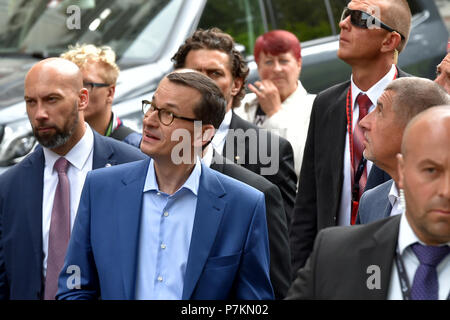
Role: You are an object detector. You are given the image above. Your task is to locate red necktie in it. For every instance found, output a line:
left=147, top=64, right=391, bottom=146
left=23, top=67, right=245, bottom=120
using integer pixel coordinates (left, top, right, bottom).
left=44, top=157, right=71, bottom=300
left=351, top=93, right=371, bottom=224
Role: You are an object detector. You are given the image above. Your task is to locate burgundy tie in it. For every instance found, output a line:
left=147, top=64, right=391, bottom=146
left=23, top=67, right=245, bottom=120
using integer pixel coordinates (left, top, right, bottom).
left=351, top=93, right=371, bottom=224
left=44, top=157, right=71, bottom=300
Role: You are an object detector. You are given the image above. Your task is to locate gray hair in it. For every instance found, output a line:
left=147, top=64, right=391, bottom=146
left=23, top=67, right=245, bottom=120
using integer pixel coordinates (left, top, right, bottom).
left=385, top=77, right=450, bottom=124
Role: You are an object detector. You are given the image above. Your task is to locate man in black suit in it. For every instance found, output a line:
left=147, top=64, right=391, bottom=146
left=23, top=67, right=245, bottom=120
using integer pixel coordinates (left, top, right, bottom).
left=0, top=58, right=146, bottom=299
left=171, top=28, right=297, bottom=227
left=290, top=0, right=413, bottom=274
left=202, top=145, right=291, bottom=299
left=286, top=106, right=450, bottom=300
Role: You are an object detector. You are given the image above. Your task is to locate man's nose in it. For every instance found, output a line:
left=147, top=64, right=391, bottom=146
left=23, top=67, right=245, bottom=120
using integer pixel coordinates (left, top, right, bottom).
left=34, top=103, right=49, bottom=121
left=143, top=108, right=160, bottom=126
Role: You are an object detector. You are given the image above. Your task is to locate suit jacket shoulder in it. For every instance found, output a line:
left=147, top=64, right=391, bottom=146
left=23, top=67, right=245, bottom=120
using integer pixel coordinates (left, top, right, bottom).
left=227, top=112, right=297, bottom=226
left=357, top=179, right=394, bottom=224
left=92, top=131, right=147, bottom=168
left=287, top=215, right=401, bottom=300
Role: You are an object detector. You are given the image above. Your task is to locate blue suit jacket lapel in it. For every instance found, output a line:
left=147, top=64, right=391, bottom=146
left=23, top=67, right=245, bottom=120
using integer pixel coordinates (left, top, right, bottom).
left=182, top=164, right=226, bottom=299
left=22, top=148, right=45, bottom=280
left=116, top=159, right=149, bottom=299
left=92, top=131, right=116, bottom=169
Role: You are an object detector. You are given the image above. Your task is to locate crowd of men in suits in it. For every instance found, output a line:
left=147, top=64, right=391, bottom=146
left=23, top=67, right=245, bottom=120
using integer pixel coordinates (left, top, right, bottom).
left=0, top=0, right=449, bottom=300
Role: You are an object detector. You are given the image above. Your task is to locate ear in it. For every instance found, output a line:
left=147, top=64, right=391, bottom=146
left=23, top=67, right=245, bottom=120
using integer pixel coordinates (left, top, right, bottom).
left=201, top=125, right=216, bottom=147
left=78, top=88, right=89, bottom=112
left=231, top=77, right=244, bottom=97
left=106, top=85, right=116, bottom=104
left=396, top=153, right=405, bottom=189
left=381, top=32, right=402, bottom=53
left=296, top=56, right=302, bottom=76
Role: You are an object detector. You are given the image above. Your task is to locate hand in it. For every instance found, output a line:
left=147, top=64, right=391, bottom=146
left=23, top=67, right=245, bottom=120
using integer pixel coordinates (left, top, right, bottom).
left=248, top=80, right=282, bottom=117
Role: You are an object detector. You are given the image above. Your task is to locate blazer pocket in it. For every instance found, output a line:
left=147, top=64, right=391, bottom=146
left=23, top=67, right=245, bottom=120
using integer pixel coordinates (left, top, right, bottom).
left=204, top=252, right=242, bottom=269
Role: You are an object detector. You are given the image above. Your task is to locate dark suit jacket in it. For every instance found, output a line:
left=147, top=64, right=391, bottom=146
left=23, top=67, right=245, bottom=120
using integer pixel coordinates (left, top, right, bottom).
left=286, top=215, right=401, bottom=300
left=290, top=67, right=409, bottom=275
left=356, top=179, right=394, bottom=225
left=210, top=152, right=291, bottom=299
left=365, top=165, right=392, bottom=191
left=56, top=159, right=273, bottom=300
left=224, top=112, right=297, bottom=228
left=0, top=131, right=147, bottom=300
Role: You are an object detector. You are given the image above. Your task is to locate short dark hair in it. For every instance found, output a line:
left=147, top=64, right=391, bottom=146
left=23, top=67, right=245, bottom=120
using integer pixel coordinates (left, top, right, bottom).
left=171, top=28, right=249, bottom=109
left=167, top=71, right=226, bottom=129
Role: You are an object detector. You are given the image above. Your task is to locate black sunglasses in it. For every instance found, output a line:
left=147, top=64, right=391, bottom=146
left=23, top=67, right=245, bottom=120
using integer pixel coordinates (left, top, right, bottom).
left=341, top=7, right=405, bottom=40
left=83, top=81, right=110, bottom=90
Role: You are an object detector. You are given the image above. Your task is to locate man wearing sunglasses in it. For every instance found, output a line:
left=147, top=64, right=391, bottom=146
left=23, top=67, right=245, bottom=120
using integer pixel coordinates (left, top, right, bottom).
left=56, top=71, right=274, bottom=300
left=290, top=0, right=412, bottom=274
left=61, top=44, right=142, bottom=148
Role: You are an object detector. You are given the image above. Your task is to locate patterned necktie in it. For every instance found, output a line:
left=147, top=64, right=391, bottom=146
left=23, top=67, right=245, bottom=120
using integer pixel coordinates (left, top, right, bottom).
left=350, top=93, right=371, bottom=224
left=410, top=243, right=450, bottom=300
left=44, top=157, right=71, bottom=300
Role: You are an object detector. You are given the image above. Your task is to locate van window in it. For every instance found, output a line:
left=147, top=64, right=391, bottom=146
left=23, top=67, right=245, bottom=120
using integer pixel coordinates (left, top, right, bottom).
left=0, top=0, right=184, bottom=61
left=197, top=0, right=267, bottom=56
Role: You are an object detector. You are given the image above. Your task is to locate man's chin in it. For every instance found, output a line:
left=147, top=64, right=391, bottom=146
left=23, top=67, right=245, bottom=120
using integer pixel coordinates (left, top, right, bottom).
left=36, top=133, right=69, bottom=149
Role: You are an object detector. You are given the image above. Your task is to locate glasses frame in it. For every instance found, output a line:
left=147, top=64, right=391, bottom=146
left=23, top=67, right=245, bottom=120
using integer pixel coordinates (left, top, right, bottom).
left=341, top=7, right=405, bottom=40
left=141, top=100, right=198, bottom=126
left=83, top=82, right=111, bottom=90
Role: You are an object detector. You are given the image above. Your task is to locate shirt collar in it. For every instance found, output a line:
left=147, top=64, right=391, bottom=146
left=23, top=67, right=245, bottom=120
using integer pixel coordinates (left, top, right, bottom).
left=398, top=213, right=450, bottom=255
left=398, top=213, right=424, bottom=255
left=388, top=182, right=399, bottom=208
left=351, top=64, right=397, bottom=109
left=143, top=158, right=202, bottom=196
left=202, top=145, right=213, bottom=168
left=43, top=123, right=94, bottom=171
left=211, top=108, right=232, bottom=150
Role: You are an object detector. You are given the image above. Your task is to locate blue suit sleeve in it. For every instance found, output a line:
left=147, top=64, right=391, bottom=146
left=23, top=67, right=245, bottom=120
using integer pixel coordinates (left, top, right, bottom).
left=56, top=172, right=100, bottom=300
left=236, top=193, right=274, bottom=300
left=0, top=193, right=8, bottom=300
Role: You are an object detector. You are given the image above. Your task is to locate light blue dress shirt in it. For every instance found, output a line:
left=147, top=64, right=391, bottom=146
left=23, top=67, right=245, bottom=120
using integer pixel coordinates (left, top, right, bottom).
left=135, top=159, right=201, bottom=300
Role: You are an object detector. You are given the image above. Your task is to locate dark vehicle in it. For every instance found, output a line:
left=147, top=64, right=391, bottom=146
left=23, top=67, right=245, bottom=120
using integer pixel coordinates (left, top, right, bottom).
left=0, top=0, right=448, bottom=171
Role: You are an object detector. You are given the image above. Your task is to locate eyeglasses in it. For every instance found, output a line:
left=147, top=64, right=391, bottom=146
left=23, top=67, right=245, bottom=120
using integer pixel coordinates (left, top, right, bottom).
left=341, top=7, right=405, bottom=40
left=83, top=81, right=110, bottom=90
left=142, top=100, right=198, bottom=126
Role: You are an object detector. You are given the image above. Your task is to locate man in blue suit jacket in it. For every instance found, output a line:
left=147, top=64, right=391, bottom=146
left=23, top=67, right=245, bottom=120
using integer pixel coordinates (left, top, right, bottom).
left=56, top=71, right=273, bottom=300
left=357, top=78, right=450, bottom=224
left=0, top=58, right=147, bottom=300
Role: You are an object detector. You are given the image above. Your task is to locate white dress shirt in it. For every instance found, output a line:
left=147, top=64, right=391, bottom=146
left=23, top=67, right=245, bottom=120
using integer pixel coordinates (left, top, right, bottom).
left=338, top=64, right=397, bottom=226
left=42, top=123, right=94, bottom=276
left=211, top=109, right=232, bottom=155
left=387, top=213, right=450, bottom=300
left=388, top=182, right=403, bottom=217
